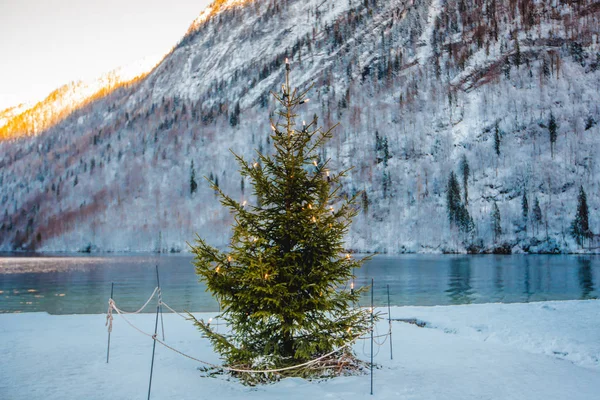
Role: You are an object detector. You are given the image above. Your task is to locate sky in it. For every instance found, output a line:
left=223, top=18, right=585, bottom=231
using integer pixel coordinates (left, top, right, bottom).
left=0, top=0, right=212, bottom=110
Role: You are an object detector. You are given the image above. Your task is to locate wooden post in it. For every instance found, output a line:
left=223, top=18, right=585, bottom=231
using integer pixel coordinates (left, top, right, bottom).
left=106, top=282, right=114, bottom=363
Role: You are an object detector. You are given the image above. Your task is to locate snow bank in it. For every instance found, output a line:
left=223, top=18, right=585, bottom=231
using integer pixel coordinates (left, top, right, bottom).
left=1, top=300, right=599, bottom=399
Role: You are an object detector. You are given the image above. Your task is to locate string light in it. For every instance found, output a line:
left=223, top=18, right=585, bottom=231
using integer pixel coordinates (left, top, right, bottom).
left=264, top=273, right=269, bottom=279
left=271, top=124, right=276, bottom=131
left=208, top=318, right=213, bottom=326
left=215, top=266, right=220, bottom=273
left=308, top=204, right=312, bottom=209
left=311, top=216, right=317, bottom=223
left=330, top=206, right=334, bottom=212
left=227, top=256, right=232, bottom=263
left=347, top=327, right=352, bottom=333
left=313, top=160, right=318, bottom=167
left=346, top=253, right=351, bottom=259
left=299, top=98, right=310, bottom=104
left=253, top=162, right=259, bottom=168
left=242, top=200, right=247, bottom=207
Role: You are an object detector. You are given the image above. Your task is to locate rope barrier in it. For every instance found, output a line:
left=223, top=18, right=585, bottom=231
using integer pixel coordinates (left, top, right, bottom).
left=111, top=287, right=159, bottom=314
left=159, top=301, right=189, bottom=319
left=109, top=299, right=370, bottom=375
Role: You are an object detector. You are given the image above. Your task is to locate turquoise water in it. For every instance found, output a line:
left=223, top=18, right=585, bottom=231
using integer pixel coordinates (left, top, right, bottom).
left=0, top=254, right=598, bottom=314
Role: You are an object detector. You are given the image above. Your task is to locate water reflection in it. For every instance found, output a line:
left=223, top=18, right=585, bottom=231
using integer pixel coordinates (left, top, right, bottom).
left=578, top=258, right=596, bottom=300
left=1, top=254, right=599, bottom=314
left=445, top=257, right=474, bottom=304
left=523, top=257, right=531, bottom=302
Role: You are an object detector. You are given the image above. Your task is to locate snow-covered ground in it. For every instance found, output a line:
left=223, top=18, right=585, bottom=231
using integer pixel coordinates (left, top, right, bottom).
left=1, top=300, right=598, bottom=399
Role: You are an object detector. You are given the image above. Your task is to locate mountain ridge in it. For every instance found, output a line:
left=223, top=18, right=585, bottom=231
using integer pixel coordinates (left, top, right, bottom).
left=1, top=0, right=599, bottom=254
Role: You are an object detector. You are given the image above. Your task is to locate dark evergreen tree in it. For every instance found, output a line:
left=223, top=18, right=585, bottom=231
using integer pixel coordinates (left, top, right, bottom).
left=382, top=137, right=390, bottom=167
left=190, top=161, right=198, bottom=195
left=494, top=121, right=501, bottom=157
left=189, top=61, right=370, bottom=381
left=446, top=171, right=462, bottom=225
left=533, top=197, right=543, bottom=235
left=570, top=186, right=592, bottom=247
left=492, top=202, right=502, bottom=243
left=460, top=154, right=470, bottom=205
left=548, top=112, right=558, bottom=157
left=229, top=102, right=241, bottom=127
left=375, top=131, right=383, bottom=164
left=446, top=171, right=472, bottom=233
left=522, top=190, right=529, bottom=230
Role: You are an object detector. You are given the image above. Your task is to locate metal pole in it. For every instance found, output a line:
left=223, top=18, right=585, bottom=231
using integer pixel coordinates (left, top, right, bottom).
left=370, top=278, right=374, bottom=396
left=147, top=301, right=160, bottom=400
left=106, top=282, right=114, bottom=363
left=387, top=284, right=394, bottom=360
left=155, top=265, right=165, bottom=341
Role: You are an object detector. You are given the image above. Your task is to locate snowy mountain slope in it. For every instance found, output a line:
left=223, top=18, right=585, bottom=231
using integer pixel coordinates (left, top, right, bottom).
left=0, top=55, right=164, bottom=140
left=0, top=0, right=599, bottom=253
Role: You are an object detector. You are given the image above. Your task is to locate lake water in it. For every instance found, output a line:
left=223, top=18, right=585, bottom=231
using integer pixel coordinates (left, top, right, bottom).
left=0, top=254, right=598, bottom=314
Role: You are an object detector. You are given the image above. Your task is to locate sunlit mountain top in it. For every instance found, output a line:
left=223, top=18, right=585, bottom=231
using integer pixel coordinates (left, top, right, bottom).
left=0, top=53, right=165, bottom=141
left=187, top=0, right=252, bottom=32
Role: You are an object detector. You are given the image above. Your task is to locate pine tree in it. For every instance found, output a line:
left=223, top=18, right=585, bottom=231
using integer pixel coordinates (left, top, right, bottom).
left=522, top=190, right=529, bottom=231
left=460, top=154, right=470, bottom=205
left=446, top=171, right=472, bottom=233
left=229, top=101, right=241, bottom=127
left=382, top=137, right=390, bottom=167
left=570, top=186, right=592, bottom=247
left=492, top=202, right=502, bottom=243
left=190, top=161, right=198, bottom=195
left=494, top=121, right=501, bottom=157
left=189, top=61, right=370, bottom=381
left=548, top=112, right=558, bottom=158
left=533, top=197, right=542, bottom=235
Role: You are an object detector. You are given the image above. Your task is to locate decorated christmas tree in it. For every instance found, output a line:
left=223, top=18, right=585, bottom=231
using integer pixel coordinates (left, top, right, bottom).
left=189, top=60, right=370, bottom=381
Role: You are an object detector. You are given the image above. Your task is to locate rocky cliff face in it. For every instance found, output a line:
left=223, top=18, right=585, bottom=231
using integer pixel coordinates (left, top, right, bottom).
left=1, top=0, right=599, bottom=253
